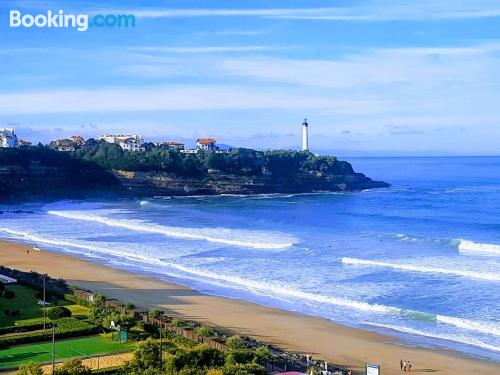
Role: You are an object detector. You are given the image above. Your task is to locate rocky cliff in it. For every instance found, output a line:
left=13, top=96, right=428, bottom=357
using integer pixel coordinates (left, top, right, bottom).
left=0, top=148, right=389, bottom=202
left=113, top=169, right=389, bottom=196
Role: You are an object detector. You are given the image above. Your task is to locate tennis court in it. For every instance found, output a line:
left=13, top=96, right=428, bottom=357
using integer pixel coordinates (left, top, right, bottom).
left=0, top=335, right=133, bottom=369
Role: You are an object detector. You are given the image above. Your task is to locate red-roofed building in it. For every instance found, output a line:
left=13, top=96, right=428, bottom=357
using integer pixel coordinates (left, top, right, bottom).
left=196, top=138, right=218, bottom=151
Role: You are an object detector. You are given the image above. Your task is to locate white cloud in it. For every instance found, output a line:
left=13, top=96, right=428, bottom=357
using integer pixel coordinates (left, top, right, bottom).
left=106, top=1, right=500, bottom=21
left=0, top=85, right=394, bottom=115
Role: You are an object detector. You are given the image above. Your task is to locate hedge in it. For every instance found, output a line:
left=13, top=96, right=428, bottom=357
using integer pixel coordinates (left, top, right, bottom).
left=64, top=294, right=92, bottom=308
left=0, top=318, right=99, bottom=348
left=0, top=322, right=54, bottom=335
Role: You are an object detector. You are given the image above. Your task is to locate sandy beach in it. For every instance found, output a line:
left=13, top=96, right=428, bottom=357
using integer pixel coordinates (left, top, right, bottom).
left=0, top=240, right=498, bottom=375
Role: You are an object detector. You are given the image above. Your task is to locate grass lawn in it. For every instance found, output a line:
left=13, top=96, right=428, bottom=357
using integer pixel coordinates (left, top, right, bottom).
left=0, top=335, right=135, bottom=369
left=0, top=285, right=42, bottom=327
left=0, top=284, right=89, bottom=328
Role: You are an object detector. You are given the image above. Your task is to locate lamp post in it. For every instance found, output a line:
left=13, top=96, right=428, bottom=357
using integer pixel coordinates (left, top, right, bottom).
left=43, top=274, right=47, bottom=331
left=159, top=311, right=164, bottom=372
left=51, top=324, right=56, bottom=374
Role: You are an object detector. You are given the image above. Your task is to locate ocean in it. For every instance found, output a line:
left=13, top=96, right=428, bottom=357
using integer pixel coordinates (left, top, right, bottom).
left=1, top=156, right=499, bottom=360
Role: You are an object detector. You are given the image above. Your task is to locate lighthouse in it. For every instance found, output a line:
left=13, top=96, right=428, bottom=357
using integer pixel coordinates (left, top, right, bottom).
left=302, top=118, right=309, bottom=151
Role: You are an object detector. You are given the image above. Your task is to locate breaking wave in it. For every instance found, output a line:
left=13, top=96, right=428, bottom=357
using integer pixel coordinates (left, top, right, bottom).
left=47, top=210, right=295, bottom=250
left=364, top=323, right=500, bottom=353
left=458, top=239, right=500, bottom=256
left=2, top=227, right=499, bottom=343
left=341, top=257, right=500, bottom=281
left=436, top=315, right=500, bottom=337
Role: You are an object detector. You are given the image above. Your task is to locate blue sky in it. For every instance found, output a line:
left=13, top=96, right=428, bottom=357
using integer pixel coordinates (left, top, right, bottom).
left=1, top=0, right=500, bottom=155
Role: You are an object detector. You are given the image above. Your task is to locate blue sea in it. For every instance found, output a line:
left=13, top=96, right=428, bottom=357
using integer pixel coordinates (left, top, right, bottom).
left=1, top=157, right=499, bottom=360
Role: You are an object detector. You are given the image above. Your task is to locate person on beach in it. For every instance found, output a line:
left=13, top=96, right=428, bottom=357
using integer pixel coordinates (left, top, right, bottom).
left=408, top=361, right=412, bottom=372
left=400, top=359, right=403, bottom=371
left=403, top=360, right=407, bottom=372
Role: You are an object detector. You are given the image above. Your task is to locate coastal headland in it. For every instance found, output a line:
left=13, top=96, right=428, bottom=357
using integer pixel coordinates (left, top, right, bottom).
left=0, top=240, right=497, bottom=375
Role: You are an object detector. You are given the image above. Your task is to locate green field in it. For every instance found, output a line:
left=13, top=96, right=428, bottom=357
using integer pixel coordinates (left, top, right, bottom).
left=0, top=284, right=89, bottom=328
left=0, top=285, right=44, bottom=327
left=0, top=335, right=134, bottom=369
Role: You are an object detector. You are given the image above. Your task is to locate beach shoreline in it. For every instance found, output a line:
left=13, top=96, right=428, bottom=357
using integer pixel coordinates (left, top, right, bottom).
left=0, top=240, right=498, bottom=375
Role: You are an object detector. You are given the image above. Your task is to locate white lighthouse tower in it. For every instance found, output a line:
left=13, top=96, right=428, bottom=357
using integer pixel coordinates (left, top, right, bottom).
left=302, top=118, right=309, bottom=151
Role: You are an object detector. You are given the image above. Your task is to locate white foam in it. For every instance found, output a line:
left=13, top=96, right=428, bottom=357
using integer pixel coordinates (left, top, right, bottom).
left=0, top=228, right=157, bottom=264
left=341, top=257, right=500, bottom=281
left=47, top=210, right=295, bottom=250
left=437, top=315, right=500, bottom=337
left=458, top=239, right=500, bottom=256
left=157, top=260, right=401, bottom=314
left=0, top=226, right=401, bottom=315
left=364, top=322, right=500, bottom=353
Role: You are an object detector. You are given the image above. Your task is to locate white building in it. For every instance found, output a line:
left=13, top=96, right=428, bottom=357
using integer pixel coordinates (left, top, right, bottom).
left=302, top=119, right=309, bottom=151
left=196, top=138, right=218, bottom=151
left=99, top=134, right=145, bottom=152
left=0, top=128, right=18, bottom=148
left=120, top=138, right=145, bottom=152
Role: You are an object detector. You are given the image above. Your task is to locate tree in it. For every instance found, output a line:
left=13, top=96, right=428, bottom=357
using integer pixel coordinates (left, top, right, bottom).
left=89, top=293, right=112, bottom=326
left=54, top=359, right=91, bottom=375
left=16, top=362, right=43, bottom=375
left=253, top=346, right=270, bottom=365
left=149, top=308, right=159, bottom=318
left=47, top=306, right=72, bottom=320
left=130, top=338, right=162, bottom=370
left=196, top=326, right=213, bottom=337
left=125, top=302, right=136, bottom=311
left=226, top=336, right=245, bottom=351
left=171, top=345, right=225, bottom=372
left=222, top=363, right=266, bottom=375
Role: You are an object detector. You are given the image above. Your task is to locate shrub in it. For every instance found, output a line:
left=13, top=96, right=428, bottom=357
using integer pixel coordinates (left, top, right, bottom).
left=64, top=294, right=91, bottom=308
left=253, top=346, right=270, bottom=365
left=11, top=309, right=20, bottom=317
left=55, top=359, right=92, bottom=375
left=196, top=326, right=213, bottom=337
left=222, top=363, right=266, bottom=375
left=225, top=350, right=255, bottom=365
left=4, top=290, right=15, bottom=299
left=48, top=306, right=72, bottom=320
left=172, top=319, right=184, bottom=327
left=0, top=318, right=98, bottom=348
left=225, top=336, right=245, bottom=350
left=16, top=361, right=43, bottom=375
left=171, top=345, right=225, bottom=371
left=130, top=338, right=161, bottom=370
left=125, top=303, right=136, bottom=311
left=149, top=309, right=159, bottom=318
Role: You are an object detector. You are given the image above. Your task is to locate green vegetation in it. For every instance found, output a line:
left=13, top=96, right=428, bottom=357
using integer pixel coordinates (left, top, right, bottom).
left=48, top=307, right=72, bottom=320
left=0, top=285, right=43, bottom=327
left=120, top=337, right=267, bottom=375
left=0, top=335, right=133, bottom=369
left=0, top=318, right=99, bottom=348
left=73, top=140, right=354, bottom=178
left=54, top=358, right=92, bottom=375
left=195, top=326, right=213, bottom=337
left=15, top=361, right=43, bottom=375
left=0, top=147, right=120, bottom=199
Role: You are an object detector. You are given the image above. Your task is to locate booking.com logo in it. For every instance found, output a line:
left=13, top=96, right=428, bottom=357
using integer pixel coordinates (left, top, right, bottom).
left=9, top=10, right=136, bottom=32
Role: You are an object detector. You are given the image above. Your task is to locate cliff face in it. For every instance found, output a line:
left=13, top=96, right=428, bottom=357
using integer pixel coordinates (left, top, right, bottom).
left=113, top=170, right=389, bottom=196
left=0, top=148, right=389, bottom=202
left=0, top=163, right=121, bottom=202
